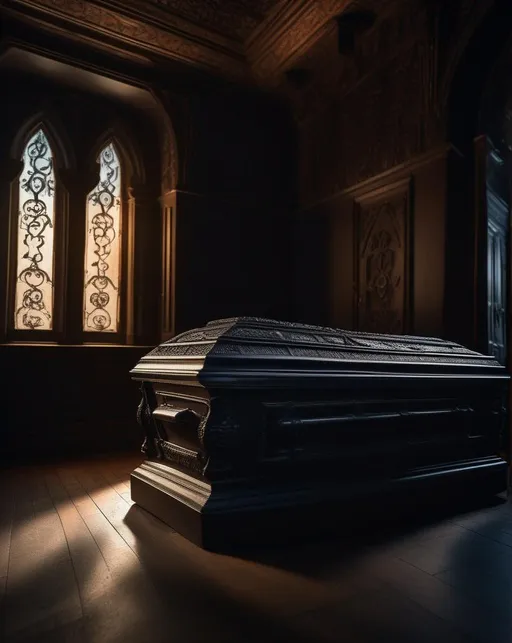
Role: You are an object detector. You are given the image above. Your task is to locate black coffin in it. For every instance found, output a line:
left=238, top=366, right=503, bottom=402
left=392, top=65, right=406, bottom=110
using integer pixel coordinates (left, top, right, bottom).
left=130, top=317, right=509, bottom=550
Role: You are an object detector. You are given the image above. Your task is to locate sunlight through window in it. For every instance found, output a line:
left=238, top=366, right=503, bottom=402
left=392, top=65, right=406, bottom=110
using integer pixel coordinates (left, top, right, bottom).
left=83, top=143, right=122, bottom=333
left=15, top=129, right=56, bottom=331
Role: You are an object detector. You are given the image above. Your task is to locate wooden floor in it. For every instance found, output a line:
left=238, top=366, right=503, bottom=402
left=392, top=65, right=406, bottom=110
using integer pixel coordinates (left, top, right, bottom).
left=1, top=455, right=512, bottom=643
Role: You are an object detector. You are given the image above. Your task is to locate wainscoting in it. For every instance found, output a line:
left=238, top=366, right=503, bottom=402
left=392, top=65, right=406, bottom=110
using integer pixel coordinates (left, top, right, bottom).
left=2, top=345, right=148, bottom=463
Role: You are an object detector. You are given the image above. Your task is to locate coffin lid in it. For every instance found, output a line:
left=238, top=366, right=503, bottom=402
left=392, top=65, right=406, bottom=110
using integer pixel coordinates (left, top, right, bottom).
left=131, top=317, right=507, bottom=383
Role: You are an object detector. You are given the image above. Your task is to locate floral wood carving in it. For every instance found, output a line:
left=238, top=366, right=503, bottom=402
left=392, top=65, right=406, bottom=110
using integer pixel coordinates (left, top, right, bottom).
left=355, top=184, right=411, bottom=334
left=161, top=125, right=178, bottom=191
left=8, top=0, right=392, bottom=83
left=137, top=384, right=164, bottom=458
left=148, top=0, right=280, bottom=41
left=298, top=40, right=425, bottom=207
left=10, top=0, right=246, bottom=78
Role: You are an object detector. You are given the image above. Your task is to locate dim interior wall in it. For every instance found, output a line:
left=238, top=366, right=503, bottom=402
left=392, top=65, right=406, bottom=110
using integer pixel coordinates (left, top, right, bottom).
left=292, top=208, right=330, bottom=327
left=172, top=191, right=292, bottom=334
left=413, top=154, right=447, bottom=338
left=443, top=149, right=476, bottom=349
left=289, top=0, right=474, bottom=339
left=1, top=345, right=148, bottom=464
left=328, top=195, right=354, bottom=330
left=295, top=150, right=449, bottom=338
left=0, top=52, right=296, bottom=461
left=0, top=71, right=162, bottom=462
left=162, top=86, right=296, bottom=334
left=181, top=88, right=296, bottom=203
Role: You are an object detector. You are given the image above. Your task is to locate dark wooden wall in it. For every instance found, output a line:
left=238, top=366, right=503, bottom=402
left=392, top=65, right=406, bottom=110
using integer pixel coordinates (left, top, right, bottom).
left=0, top=18, right=296, bottom=462
left=3, top=0, right=512, bottom=463
left=3, top=346, right=148, bottom=465
left=167, top=87, right=295, bottom=334
left=290, top=0, right=448, bottom=338
left=289, top=0, right=512, bottom=351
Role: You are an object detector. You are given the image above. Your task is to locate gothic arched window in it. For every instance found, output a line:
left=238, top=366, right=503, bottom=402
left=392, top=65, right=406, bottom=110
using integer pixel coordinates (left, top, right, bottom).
left=15, top=129, right=56, bottom=331
left=6, top=120, right=146, bottom=345
left=83, top=142, right=123, bottom=333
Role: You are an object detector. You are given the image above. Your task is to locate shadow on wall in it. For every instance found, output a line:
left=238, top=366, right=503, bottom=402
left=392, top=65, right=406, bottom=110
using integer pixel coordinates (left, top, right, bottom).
left=2, top=345, right=148, bottom=465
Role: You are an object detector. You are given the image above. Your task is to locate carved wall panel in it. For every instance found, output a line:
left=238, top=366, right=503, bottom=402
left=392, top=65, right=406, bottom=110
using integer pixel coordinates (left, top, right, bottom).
left=146, top=0, right=280, bottom=41
left=285, top=0, right=426, bottom=124
left=298, top=43, right=425, bottom=208
left=290, top=0, right=457, bottom=211
left=354, top=180, right=412, bottom=334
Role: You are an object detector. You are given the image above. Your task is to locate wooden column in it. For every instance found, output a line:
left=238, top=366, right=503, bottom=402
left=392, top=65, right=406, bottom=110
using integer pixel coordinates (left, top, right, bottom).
left=130, top=184, right=160, bottom=346
left=0, top=160, right=23, bottom=343
left=60, top=169, right=97, bottom=344
left=160, top=189, right=176, bottom=341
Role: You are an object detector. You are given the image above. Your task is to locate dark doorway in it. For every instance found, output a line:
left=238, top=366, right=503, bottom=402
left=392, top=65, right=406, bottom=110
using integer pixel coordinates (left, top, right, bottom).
left=484, top=143, right=508, bottom=365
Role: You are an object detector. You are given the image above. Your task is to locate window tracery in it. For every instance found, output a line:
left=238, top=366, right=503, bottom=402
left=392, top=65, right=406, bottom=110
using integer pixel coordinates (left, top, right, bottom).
left=15, top=129, right=56, bottom=331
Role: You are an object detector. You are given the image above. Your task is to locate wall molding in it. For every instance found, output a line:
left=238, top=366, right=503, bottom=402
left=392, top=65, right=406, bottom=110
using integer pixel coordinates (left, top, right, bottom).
left=300, top=144, right=461, bottom=213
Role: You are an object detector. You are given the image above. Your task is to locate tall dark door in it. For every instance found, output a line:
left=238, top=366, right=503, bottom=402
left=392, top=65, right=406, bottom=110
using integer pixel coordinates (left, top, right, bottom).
left=487, top=188, right=508, bottom=365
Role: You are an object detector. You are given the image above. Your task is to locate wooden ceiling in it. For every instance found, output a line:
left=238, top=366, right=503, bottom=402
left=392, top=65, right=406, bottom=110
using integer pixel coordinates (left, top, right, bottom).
left=143, top=0, right=281, bottom=41
left=1, top=0, right=369, bottom=84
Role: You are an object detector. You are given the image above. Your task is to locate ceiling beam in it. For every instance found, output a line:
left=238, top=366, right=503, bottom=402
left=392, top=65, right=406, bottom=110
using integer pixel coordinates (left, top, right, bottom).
left=3, top=0, right=249, bottom=79
left=3, top=0, right=364, bottom=83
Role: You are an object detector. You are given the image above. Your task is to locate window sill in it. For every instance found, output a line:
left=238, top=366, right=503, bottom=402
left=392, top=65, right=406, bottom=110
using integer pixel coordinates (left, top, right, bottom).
left=0, top=342, right=155, bottom=349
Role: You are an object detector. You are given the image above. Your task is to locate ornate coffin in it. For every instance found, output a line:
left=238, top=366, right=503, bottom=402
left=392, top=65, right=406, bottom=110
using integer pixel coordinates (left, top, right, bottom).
left=130, top=317, right=509, bottom=550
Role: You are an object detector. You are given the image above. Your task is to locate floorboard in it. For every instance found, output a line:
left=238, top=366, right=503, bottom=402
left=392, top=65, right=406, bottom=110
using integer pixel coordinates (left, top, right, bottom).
left=1, top=453, right=511, bottom=643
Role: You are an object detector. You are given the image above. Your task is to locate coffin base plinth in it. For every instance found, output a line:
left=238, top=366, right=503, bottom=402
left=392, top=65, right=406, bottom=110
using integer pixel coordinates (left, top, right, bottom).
left=131, top=457, right=508, bottom=552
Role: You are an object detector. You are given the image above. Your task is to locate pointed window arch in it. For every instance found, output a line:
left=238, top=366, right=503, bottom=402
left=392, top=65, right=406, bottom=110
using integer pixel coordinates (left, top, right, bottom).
left=5, top=112, right=157, bottom=346
left=15, top=128, right=56, bottom=331
left=83, top=142, right=123, bottom=333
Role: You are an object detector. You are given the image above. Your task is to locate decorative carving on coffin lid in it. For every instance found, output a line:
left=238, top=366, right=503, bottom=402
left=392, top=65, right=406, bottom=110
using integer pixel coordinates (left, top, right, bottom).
left=146, top=316, right=489, bottom=366
left=354, top=182, right=411, bottom=335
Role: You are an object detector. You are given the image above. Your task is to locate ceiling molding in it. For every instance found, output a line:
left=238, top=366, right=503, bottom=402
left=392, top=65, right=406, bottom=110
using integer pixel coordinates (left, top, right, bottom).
left=248, top=0, right=355, bottom=81
left=4, top=0, right=364, bottom=83
left=3, top=0, right=248, bottom=79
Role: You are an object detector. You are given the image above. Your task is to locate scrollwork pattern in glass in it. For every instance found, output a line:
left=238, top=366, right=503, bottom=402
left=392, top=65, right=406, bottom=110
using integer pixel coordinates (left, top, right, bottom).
left=83, top=143, right=122, bottom=332
left=15, top=129, right=56, bottom=331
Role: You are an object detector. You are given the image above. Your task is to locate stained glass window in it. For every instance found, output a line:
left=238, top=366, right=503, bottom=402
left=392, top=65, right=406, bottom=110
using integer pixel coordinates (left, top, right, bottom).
left=83, top=143, right=122, bottom=333
left=15, top=129, right=56, bottom=331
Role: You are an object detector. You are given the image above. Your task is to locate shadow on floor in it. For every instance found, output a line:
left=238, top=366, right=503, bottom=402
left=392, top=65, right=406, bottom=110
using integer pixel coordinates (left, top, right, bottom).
left=123, top=491, right=512, bottom=643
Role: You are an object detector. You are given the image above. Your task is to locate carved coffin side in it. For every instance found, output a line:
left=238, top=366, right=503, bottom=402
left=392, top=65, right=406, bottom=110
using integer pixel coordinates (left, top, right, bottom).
left=132, top=318, right=508, bottom=478
left=136, top=382, right=210, bottom=476
left=136, top=380, right=268, bottom=481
